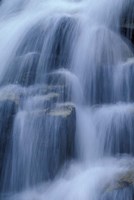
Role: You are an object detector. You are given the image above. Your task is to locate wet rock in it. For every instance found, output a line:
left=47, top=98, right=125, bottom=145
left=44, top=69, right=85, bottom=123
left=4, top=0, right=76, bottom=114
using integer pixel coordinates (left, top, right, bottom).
left=1, top=102, right=76, bottom=191
left=95, top=104, right=134, bottom=156
left=101, top=186, right=134, bottom=200
left=48, top=102, right=75, bottom=117
left=120, top=1, right=134, bottom=45
left=105, top=171, right=134, bottom=192
left=31, top=92, right=61, bottom=110
left=34, top=102, right=76, bottom=169
left=101, top=170, right=134, bottom=200
left=25, top=87, right=66, bottom=111
left=46, top=103, right=76, bottom=178
left=0, top=86, right=22, bottom=189
left=0, top=99, right=18, bottom=181
left=121, top=24, right=134, bottom=45
left=114, top=60, right=134, bottom=102
left=46, top=17, right=77, bottom=71
left=26, top=84, right=65, bottom=97
left=1, top=52, right=40, bottom=86
left=0, top=83, right=75, bottom=192
left=1, top=16, right=77, bottom=87
left=43, top=70, right=74, bottom=102
left=26, top=80, right=71, bottom=107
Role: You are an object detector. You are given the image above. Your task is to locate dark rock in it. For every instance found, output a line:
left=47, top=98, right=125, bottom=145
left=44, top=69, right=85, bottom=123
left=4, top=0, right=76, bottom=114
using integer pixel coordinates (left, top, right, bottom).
left=0, top=83, right=75, bottom=192
left=101, top=170, right=134, bottom=200
left=114, top=60, right=134, bottom=102
left=1, top=17, right=77, bottom=87
left=0, top=99, right=18, bottom=183
left=85, top=64, right=113, bottom=105
left=121, top=24, right=134, bottom=45
left=95, top=104, right=134, bottom=156
left=101, top=186, right=134, bottom=200
left=46, top=103, right=76, bottom=178
left=25, top=85, right=68, bottom=109
left=1, top=52, right=40, bottom=86
left=105, top=170, right=134, bottom=192
left=45, top=17, right=77, bottom=72
left=120, top=1, right=134, bottom=45
left=1, top=102, right=76, bottom=192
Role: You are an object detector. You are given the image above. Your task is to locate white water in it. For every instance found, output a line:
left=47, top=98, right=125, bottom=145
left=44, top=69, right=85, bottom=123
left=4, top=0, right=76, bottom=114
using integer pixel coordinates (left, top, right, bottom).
left=0, top=0, right=134, bottom=199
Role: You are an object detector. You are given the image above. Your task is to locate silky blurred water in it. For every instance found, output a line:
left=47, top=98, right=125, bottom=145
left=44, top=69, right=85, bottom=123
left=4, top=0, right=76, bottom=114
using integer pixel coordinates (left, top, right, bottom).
left=0, top=0, right=134, bottom=199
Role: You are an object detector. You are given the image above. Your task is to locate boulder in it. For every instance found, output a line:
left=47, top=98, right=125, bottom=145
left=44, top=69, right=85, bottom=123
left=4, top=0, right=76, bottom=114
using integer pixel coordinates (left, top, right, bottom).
left=0, top=81, right=76, bottom=192
left=1, top=52, right=40, bottom=86
left=101, top=169, right=134, bottom=200
left=121, top=24, right=134, bottom=45
left=105, top=171, right=134, bottom=192
left=94, top=103, right=134, bottom=156
left=120, top=1, right=134, bottom=45
left=0, top=101, right=76, bottom=192
left=0, top=99, right=18, bottom=182
left=28, top=102, right=76, bottom=179
left=46, top=103, right=76, bottom=178
left=1, top=16, right=77, bottom=87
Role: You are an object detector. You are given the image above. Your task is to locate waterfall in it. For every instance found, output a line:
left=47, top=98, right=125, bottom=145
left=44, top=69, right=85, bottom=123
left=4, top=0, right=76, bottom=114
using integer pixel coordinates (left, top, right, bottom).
left=0, top=0, right=134, bottom=199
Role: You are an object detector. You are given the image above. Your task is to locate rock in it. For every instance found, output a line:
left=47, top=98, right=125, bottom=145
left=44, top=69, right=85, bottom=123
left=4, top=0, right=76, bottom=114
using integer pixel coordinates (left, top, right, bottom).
left=0, top=102, right=76, bottom=191
left=27, top=84, right=70, bottom=108
left=0, top=99, right=18, bottom=183
left=1, top=52, right=40, bottom=86
left=121, top=24, right=134, bottom=45
left=0, top=82, right=76, bottom=192
left=1, top=16, right=77, bottom=87
left=26, top=84, right=64, bottom=96
left=46, top=103, right=76, bottom=178
left=95, top=103, right=134, bottom=156
left=101, top=186, right=134, bottom=200
left=105, top=171, right=134, bottom=192
left=30, top=102, right=76, bottom=169
left=48, top=102, right=75, bottom=117
left=30, top=92, right=61, bottom=110
left=0, top=87, right=26, bottom=189
left=101, top=169, right=134, bottom=200
left=120, top=1, right=134, bottom=45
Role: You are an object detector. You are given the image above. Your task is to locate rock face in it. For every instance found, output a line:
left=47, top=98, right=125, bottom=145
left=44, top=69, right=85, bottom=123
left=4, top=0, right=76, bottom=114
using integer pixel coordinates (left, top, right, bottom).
left=105, top=171, right=134, bottom=192
left=120, top=1, right=134, bottom=45
left=1, top=52, right=40, bottom=86
left=121, top=24, right=134, bottom=46
left=101, top=169, right=134, bottom=200
left=101, top=186, right=134, bottom=200
left=43, top=102, right=76, bottom=179
left=0, top=99, right=18, bottom=179
left=94, top=103, right=134, bottom=156
left=1, top=17, right=77, bottom=87
left=0, top=85, right=76, bottom=192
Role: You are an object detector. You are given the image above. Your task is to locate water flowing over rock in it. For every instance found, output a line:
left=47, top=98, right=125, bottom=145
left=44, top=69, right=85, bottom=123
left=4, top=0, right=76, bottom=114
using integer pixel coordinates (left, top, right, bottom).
left=0, top=85, right=76, bottom=193
left=120, top=0, right=134, bottom=45
left=0, top=0, right=134, bottom=200
left=101, top=166, right=134, bottom=200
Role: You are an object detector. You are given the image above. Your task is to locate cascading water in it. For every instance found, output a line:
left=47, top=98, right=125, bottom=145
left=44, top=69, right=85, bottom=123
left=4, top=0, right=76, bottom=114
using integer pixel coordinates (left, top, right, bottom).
left=0, top=0, right=134, bottom=199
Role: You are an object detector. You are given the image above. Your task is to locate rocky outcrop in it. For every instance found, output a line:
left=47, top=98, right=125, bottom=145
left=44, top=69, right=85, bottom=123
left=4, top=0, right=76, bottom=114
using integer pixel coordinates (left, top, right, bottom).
left=1, top=52, right=40, bottom=86
left=120, top=1, right=134, bottom=45
left=105, top=170, right=134, bottom=192
left=20, top=102, right=76, bottom=180
left=0, top=99, right=18, bottom=179
left=121, top=24, right=134, bottom=45
left=0, top=85, right=76, bottom=192
left=44, top=102, right=76, bottom=179
left=101, top=169, right=134, bottom=200
left=1, top=16, right=77, bottom=88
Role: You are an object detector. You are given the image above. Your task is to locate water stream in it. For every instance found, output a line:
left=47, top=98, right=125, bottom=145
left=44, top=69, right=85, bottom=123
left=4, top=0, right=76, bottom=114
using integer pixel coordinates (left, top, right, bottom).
left=0, top=0, right=134, bottom=199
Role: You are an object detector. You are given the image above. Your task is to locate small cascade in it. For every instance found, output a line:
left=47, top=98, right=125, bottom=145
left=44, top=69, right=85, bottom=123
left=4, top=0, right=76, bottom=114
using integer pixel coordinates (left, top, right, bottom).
left=94, top=103, right=134, bottom=156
